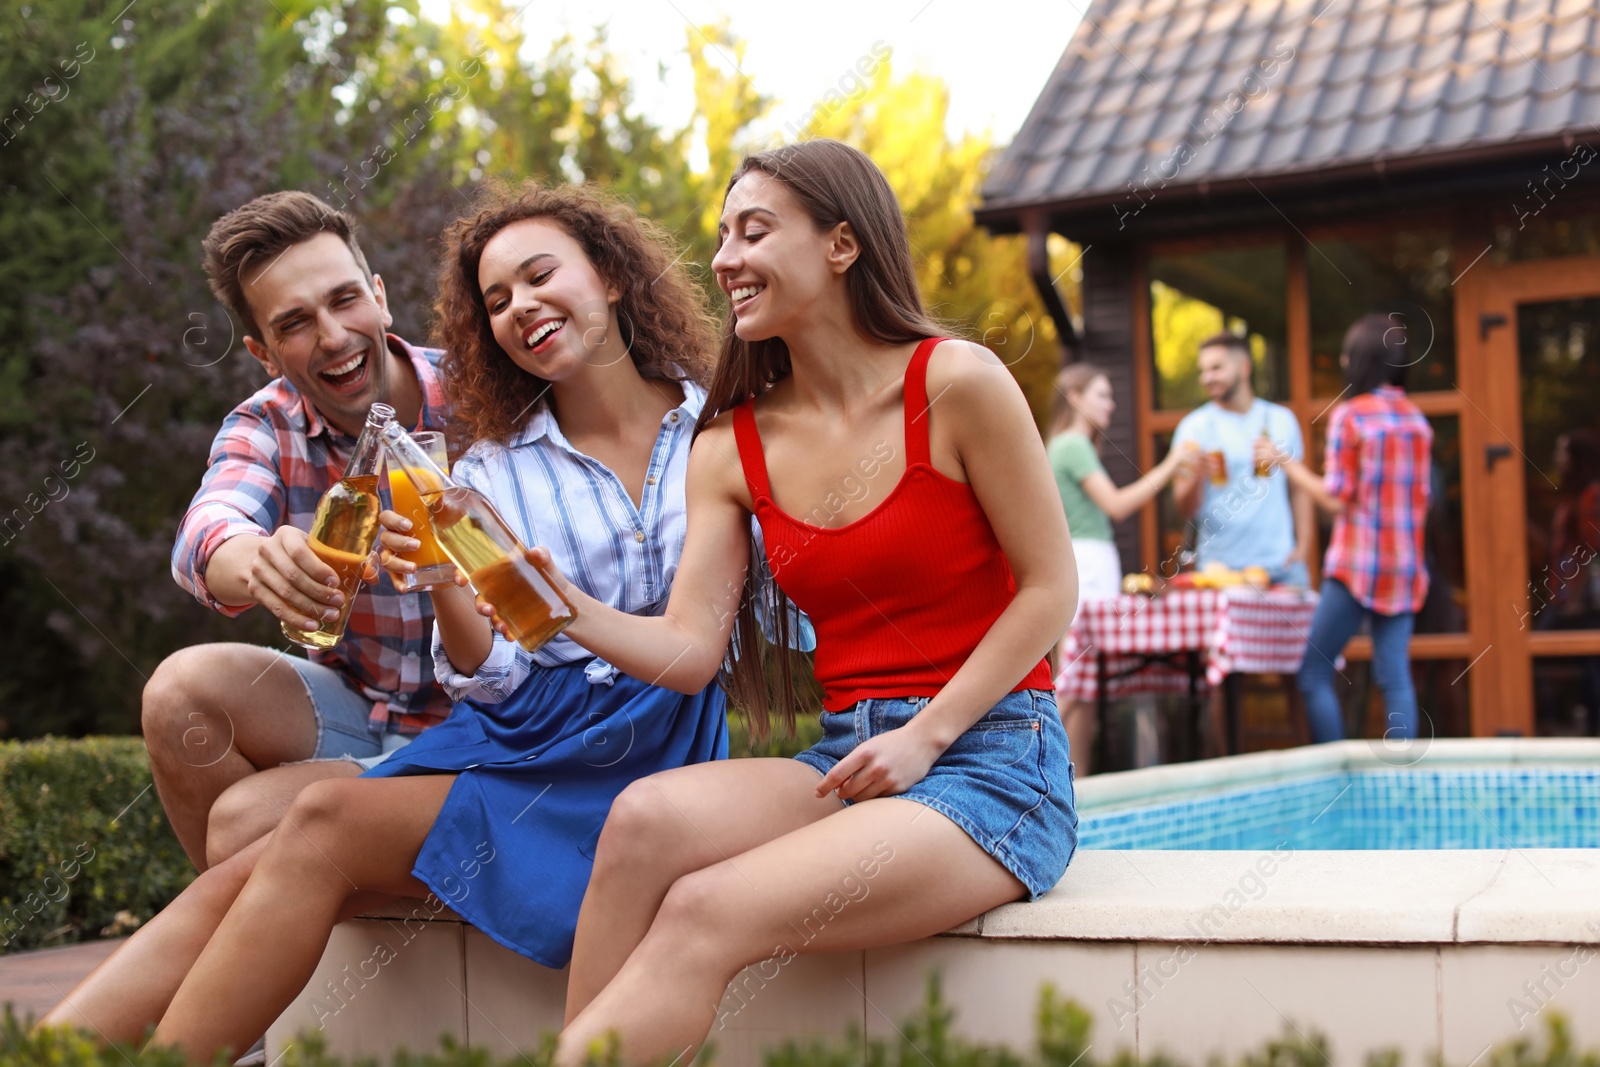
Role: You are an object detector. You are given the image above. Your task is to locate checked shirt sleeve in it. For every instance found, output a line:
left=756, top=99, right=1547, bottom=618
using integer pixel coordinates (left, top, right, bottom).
left=171, top=408, right=287, bottom=617
left=1322, top=403, right=1359, bottom=504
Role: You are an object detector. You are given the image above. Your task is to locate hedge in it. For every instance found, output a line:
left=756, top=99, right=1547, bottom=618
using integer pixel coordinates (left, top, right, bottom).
left=0, top=736, right=192, bottom=954
left=1, top=978, right=1593, bottom=1067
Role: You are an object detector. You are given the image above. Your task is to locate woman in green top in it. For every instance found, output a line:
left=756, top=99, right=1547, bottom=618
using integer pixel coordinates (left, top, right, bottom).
left=1049, top=362, right=1193, bottom=772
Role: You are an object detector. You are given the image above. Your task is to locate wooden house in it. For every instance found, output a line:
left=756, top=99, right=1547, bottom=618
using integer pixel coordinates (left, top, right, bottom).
left=979, top=0, right=1600, bottom=737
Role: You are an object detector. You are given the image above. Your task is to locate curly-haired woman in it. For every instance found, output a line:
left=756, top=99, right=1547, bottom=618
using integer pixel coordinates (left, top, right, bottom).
left=42, top=181, right=735, bottom=1060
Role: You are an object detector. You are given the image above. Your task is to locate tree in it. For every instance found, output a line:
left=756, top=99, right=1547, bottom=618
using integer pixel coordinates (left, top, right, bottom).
left=0, top=0, right=707, bottom=737
left=0, top=2, right=1080, bottom=739
left=677, top=47, right=1082, bottom=428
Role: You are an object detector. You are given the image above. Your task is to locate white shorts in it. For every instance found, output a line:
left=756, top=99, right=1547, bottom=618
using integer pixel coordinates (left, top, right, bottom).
left=1070, top=538, right=1123, bottom=621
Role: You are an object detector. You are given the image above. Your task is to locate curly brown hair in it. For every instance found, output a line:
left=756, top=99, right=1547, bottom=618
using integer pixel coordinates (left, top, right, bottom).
left=433, top=180, right=716, bottom=452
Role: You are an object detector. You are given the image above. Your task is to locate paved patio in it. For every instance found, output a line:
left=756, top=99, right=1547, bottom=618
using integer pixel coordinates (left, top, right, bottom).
left=0, top=940, right=124, bottom=1021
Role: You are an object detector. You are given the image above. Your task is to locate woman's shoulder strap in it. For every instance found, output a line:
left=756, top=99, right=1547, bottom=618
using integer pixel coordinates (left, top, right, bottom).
left=730, top=400, right=772, bottom=503
left=904, top=337, right=948, bottom=467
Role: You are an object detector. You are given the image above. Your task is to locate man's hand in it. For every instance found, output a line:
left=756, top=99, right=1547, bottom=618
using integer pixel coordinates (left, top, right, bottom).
left=1253, top=435, right=1290, bottom=472
left=243, top=526, right=346, bottom=631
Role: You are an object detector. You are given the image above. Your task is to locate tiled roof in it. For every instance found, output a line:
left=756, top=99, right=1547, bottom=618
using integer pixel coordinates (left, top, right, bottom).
left=981, top=0, right=1600, bottom=215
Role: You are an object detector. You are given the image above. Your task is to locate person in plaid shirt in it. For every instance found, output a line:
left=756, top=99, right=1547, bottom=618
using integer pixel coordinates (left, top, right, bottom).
left=1256, top=313, right=1433, bottom=743
left=146, top=192, right=451, bottom=872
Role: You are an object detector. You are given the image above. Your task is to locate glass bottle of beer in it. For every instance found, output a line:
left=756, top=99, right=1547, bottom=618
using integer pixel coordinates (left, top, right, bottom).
left=1253, top=427, right=1274, bottom=478
left=380, top=423, right=577, bottom=652
left=282, top=403, right=395, bottom=649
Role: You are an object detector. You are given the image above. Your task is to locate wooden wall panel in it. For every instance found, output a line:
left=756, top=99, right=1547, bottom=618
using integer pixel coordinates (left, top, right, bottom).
left=1077, top=242, right=1142, bottom=574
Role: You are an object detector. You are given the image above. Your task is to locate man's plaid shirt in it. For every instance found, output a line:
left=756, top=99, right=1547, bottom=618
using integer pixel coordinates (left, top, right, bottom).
left=172, top=335, right=453, bottom=734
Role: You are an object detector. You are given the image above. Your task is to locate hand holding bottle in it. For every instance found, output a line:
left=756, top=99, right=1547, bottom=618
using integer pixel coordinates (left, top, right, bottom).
left=381, top=423, right=577, bottom=653
left=1160, top=440, right=1201, bottom=482
left=470, top=546, right=576, bottom=641
left=281, top=403, right=393, bottom=649
left=246, top=524, right=347, bottom=633
left=1252, top=433, right=1289, bottom=475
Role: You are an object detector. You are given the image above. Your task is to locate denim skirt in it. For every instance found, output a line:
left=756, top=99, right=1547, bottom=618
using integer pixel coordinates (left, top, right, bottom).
left=793, top=688, right=1077, bottom=898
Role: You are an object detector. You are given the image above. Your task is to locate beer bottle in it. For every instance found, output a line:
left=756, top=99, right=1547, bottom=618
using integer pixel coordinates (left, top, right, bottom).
left=381, top=423, right=577, bottom=653
left=282, top=403, right=394, bottom=649
left=1254, top=427, right=1275, bottom=478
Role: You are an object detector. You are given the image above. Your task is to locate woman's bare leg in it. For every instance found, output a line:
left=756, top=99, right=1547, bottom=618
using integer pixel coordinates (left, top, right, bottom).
left=36, top=834, right=271, bottom=1042
left=147, top=773, right=457, bottom=1062
left=564, top=759, right=842, bottom=1022
left=38, top=828, right=395, bottom=1047
left=557, top=796, right=1025, bottom=1066
left=1059, top=697, right=1094, bottom=776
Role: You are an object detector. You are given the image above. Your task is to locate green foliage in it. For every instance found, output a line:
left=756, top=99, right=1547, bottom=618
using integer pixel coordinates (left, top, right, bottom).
left=0, top=737, right=191, bottom=954
left=725, top=708, right=824, bottom=760
left=0, top=0, right=1071, bottom=741
left=2, top=977, right=1596, bottom=1067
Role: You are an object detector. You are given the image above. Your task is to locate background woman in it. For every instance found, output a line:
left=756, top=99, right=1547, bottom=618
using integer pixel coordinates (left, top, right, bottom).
left=1255, top=312, right=1433, bottom=743
left=44, top=182, right=727, bottom=1062
left=503, top=139, right=1080, bottom=1066
left=1048, top=362, right=1191, bottom=770
left=1538, top=427, right=1600, bottom=732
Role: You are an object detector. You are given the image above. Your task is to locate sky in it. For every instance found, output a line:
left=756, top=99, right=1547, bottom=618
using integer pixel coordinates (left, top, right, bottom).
left=428, top=0, right=1087, bottom=145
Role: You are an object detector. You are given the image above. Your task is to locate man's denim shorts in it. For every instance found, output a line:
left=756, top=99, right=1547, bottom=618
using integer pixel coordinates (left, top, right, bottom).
left=284, top=656, right=409, bottom=770
left=794, top=688, right=1078, bottom=899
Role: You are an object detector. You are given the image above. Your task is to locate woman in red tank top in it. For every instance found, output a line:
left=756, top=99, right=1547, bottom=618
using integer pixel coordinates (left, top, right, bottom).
left=509, top=140, right=1080, bottom=1065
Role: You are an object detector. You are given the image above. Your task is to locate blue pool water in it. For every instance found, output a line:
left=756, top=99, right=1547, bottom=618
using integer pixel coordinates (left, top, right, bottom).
left=1079, top=767, right=1600, bottom=850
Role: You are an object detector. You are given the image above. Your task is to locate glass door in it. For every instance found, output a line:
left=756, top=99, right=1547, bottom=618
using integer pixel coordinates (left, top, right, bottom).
left=1464, top=256, right=1600, bottom=735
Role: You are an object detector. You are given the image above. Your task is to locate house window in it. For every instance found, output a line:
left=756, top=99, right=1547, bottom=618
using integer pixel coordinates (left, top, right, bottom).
left=1148, top=243, right=1289, bottom=410
left=1306, top=228, right=1457, bottom=396
left=1489, top=191, right=1600, bottom=264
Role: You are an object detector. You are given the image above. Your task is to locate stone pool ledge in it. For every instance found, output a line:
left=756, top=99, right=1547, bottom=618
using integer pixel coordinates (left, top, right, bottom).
left=953, top=847, right=1600, bottom=945
left=271, top=740, right=1600, bottom=1066
left=955, top=736, right=1600, bottom=946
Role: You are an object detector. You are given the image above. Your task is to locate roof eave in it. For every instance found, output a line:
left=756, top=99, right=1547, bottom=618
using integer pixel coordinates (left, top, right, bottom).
left=976, top=131, right=1593, bottom=237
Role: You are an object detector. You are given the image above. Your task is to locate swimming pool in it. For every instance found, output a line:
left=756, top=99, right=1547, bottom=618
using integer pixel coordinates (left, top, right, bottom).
left=1079, top=751, right=1600, bottom=850
left=932, top=739, right=1600, bottom=1062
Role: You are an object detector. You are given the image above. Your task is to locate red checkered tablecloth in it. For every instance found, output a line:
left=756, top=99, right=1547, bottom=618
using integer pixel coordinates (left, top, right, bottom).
left=1055, top=587, right=1321, bottom=702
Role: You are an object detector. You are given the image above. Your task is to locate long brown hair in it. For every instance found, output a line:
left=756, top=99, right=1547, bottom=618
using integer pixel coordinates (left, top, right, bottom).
left=699, top=139, right=953, bottom=740
left=1049, top=362, right=1109, bottom=445
left=434, top=180, right=717, bottom=453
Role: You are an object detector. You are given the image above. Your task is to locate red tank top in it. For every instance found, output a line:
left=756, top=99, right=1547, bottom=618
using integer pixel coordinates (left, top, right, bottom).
left=733, top=337, right=1053, bottom=713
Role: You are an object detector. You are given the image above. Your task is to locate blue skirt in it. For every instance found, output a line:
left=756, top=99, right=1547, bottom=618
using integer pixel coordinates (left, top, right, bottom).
left=362, top=660, right=728, bottom=968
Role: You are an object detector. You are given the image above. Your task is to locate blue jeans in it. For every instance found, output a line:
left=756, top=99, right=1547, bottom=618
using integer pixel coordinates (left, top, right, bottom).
left=1298, top=578, right=1416, bottom=743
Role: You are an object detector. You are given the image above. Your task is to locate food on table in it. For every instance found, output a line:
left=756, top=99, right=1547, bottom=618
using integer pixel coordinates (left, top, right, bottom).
left=1122, top=572, right=1157, bottom=596
left=1184, top=562, right=1247, bottom=589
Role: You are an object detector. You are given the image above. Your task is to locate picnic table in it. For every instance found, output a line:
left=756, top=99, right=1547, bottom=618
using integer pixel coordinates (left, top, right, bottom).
left=1055, top=585, right=1322, bottom=763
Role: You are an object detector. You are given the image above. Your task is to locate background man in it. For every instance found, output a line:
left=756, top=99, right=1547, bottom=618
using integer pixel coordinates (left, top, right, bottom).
left=1171, top=332, right=1313, bottom=585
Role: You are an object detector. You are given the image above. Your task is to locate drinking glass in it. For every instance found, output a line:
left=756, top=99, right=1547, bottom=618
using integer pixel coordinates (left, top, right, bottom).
left=387, top=431, right=457, bottom=591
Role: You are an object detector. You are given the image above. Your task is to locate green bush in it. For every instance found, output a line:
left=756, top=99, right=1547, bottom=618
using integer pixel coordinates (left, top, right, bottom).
left=0, top=736, right=192, bottom=954
left=726, top=710, right=825, bottom=759
left=1, top=978, right=1592, bottom=1067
